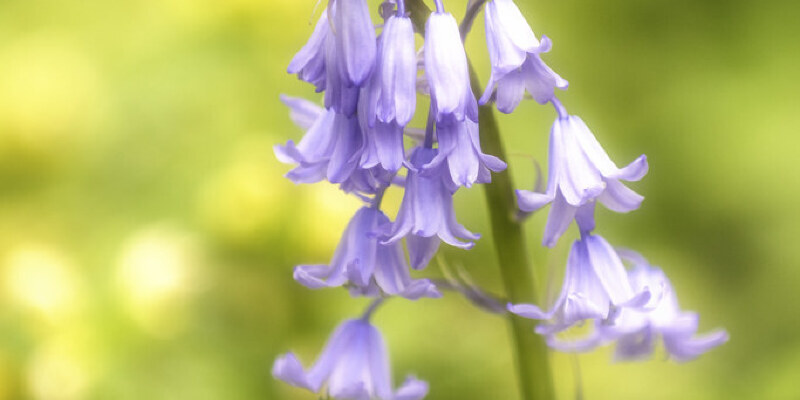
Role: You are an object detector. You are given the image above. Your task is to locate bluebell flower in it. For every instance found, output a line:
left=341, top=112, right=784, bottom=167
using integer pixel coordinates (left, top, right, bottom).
left=287, top=10, right=329, bottom=92
left=516, top=114, right=648, bottom=247
left=383, top=147, right=480, bottom=269
left=294, top=207, right=441, bottom=300
left=479, top=0, right=567, bottom=113
left=426, top=119, right=507, bottom=188
left=368, top=14, right=417, bottom=127
left=333, top=0, right=377, bottom=88
left=508, top=233, right=650, bottom=334
left=289, top=0, right=376, bottom=115
left=275, top=96, right=365, bottom=184
left=273, top=318, right=429, bottom=400
left=424, top=12, right=478, bottom=125
left=597, top=250, right=729, bottom=362
left=358, top=87, right=406, bottom=172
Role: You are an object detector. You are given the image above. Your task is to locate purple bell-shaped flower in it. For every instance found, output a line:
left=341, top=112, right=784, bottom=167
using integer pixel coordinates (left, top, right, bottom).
left=480, top=0, right=567, bottom=113
left=273, top=318, right=429, bottom=400
left=424, top=11, right=478, bottom=125
left=516, top=114, right=648, bottom=247
left=383, top=147, right=480, bottom=269
left=426, top=119, right=507, bottom=188
left=294, top=207, right=440, bottom=300
left=508, top=232, right=651, bottom=334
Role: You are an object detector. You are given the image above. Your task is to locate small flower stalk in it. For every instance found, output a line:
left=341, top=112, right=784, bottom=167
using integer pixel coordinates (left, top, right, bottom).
left=275, top=1, right=727, bottom=398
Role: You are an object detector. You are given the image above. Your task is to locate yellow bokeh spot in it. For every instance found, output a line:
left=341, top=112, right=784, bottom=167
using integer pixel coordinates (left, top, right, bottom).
left=0, top=33, right=102, bottom=161
left=4, top=245, right=79, bottom=322
left=26, top=334, right=96, bottom=400
left=117, top=226, right=200, bottom=337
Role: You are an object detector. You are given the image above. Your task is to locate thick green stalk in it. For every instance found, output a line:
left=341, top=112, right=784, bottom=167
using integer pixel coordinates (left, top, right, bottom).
left=470, top=64, right=554, bottom=400
left=404, top=1, right=554, bottom=398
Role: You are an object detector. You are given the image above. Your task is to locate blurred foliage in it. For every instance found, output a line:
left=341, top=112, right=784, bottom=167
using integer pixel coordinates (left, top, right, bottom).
left=0, top=0, right=798, bottom=399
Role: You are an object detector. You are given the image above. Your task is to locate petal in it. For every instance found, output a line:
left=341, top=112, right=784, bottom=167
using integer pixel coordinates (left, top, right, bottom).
left=612, top=327, right=656, bottom=361
left=272, top=353, right=314, bottom=391
left=395, top=376, right=430, bottom=400
left=546, top=330, right=605, bottom=353
left=294, top=264, right=347, bottom=289
left=557, top=117, right=605, bottom=206
left=307, top=320, right=360, bottom=391
left=406, top=234, right=441, bottom=270
left=495, top=71, right=526, bottom=114
left=280, top=94, right=324, bottom=130
left=508, top=303, right=552, bottom=320
left=365, top=323, right=393, bottom=399
left=663, top=329, right=729, bottom=362
left=373, top=121, right=405, bottom=172
left=335, top=0, right=376, bottom=87
left=484, top=2, right=528, bottom=73
left=516, top=189, right=554, bottom=212
left=492, top=0, right=540, bottom=52
left=597, top=179, right=644, bottom=213
left=522, top=54, right=567, bottom=104
left=575, top=202, right=596, bottom=233
left=327, top=114, right=364, bottom=183
left=613, top=154, right=649, bottom=182
left=584, top=235, right=638, bottom=306
left=425, top=12, right=470, bottom=121
left=542, top=191, right=577, bottom=248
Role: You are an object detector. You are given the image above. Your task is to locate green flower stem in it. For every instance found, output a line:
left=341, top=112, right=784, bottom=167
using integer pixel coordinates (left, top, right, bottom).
left=469, top=63, right=555, bottom=400
left=404, top=1, right=554, bottom=398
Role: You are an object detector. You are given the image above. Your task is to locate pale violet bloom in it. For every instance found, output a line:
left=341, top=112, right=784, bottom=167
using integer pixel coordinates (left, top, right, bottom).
left=287, top=9, right=329, bottom=92
left=508, top=233, right=650, bottom=334
left=597, top=250, right=729, bottom=362
left=516, top=115, right=648, bottom=247
left=384, top=147, right=480, bottom=269
left=424, top=12, right=478, bottom=125
left=294, top=207, right=441, bottom=300
left=426, top=119, right=507, bottom=188
left=333, top=0, right=377, bottom=88
left=275, top=96, right=365, bottom=185
left=273, top=318, right=429, bottom=400
left=289, top=0, right=375, bottom=115
left=368, top=14, right=417, bottom=127
left=358, top=84, right=405, bottom=172
left=480, top=0, right=567, bottom=113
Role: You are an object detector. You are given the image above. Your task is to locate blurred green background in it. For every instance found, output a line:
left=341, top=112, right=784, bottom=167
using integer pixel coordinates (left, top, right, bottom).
left=0, top=0, right=798, bottom=398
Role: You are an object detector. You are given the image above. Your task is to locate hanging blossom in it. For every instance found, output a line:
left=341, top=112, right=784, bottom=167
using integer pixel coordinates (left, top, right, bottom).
left=516, top=109, right=648, bottom=247
left=273, top=318, right=429, bottom=400
left=357, top=12, right=418, bottom=172
left=294, top=206, right=441, bottom=300
left=424, top=10, right=478, bottom=125
left=427, top=119, right=507, bottom=188
left=508, top=204, right=651, bottom=334
left=274, top=96, right=365, bottom=185
left=383, top=147, right=480, bottom=269
left=479, top=0, right=568, bottom=113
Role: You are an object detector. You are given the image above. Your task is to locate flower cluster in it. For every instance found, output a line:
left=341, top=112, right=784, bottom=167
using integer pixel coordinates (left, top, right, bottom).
left=274, top=0, right=726, bottom=398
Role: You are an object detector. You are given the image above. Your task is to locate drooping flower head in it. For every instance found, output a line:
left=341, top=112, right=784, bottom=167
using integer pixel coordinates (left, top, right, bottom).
left=287, top=9, right=329, bottom=91
left=368, top=14, right=417, bottom=127
left=383, top=147, right=480, bottom=269
left=294, top=206, right=441, bottom=300
left=426, top=119, right=507, bottom=188
left=424, top=11, right=478, bottom=125
left=516, top=114, right=648, bottom=247
left=480, top=0, right=567, bottom=113
left=275, top=96, right=366, bottom=185
left=508, top=233, right=650, bottom=334
left=597, top=250, right=729, bottom=362
left=273, top=318, right=429, bottom=400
